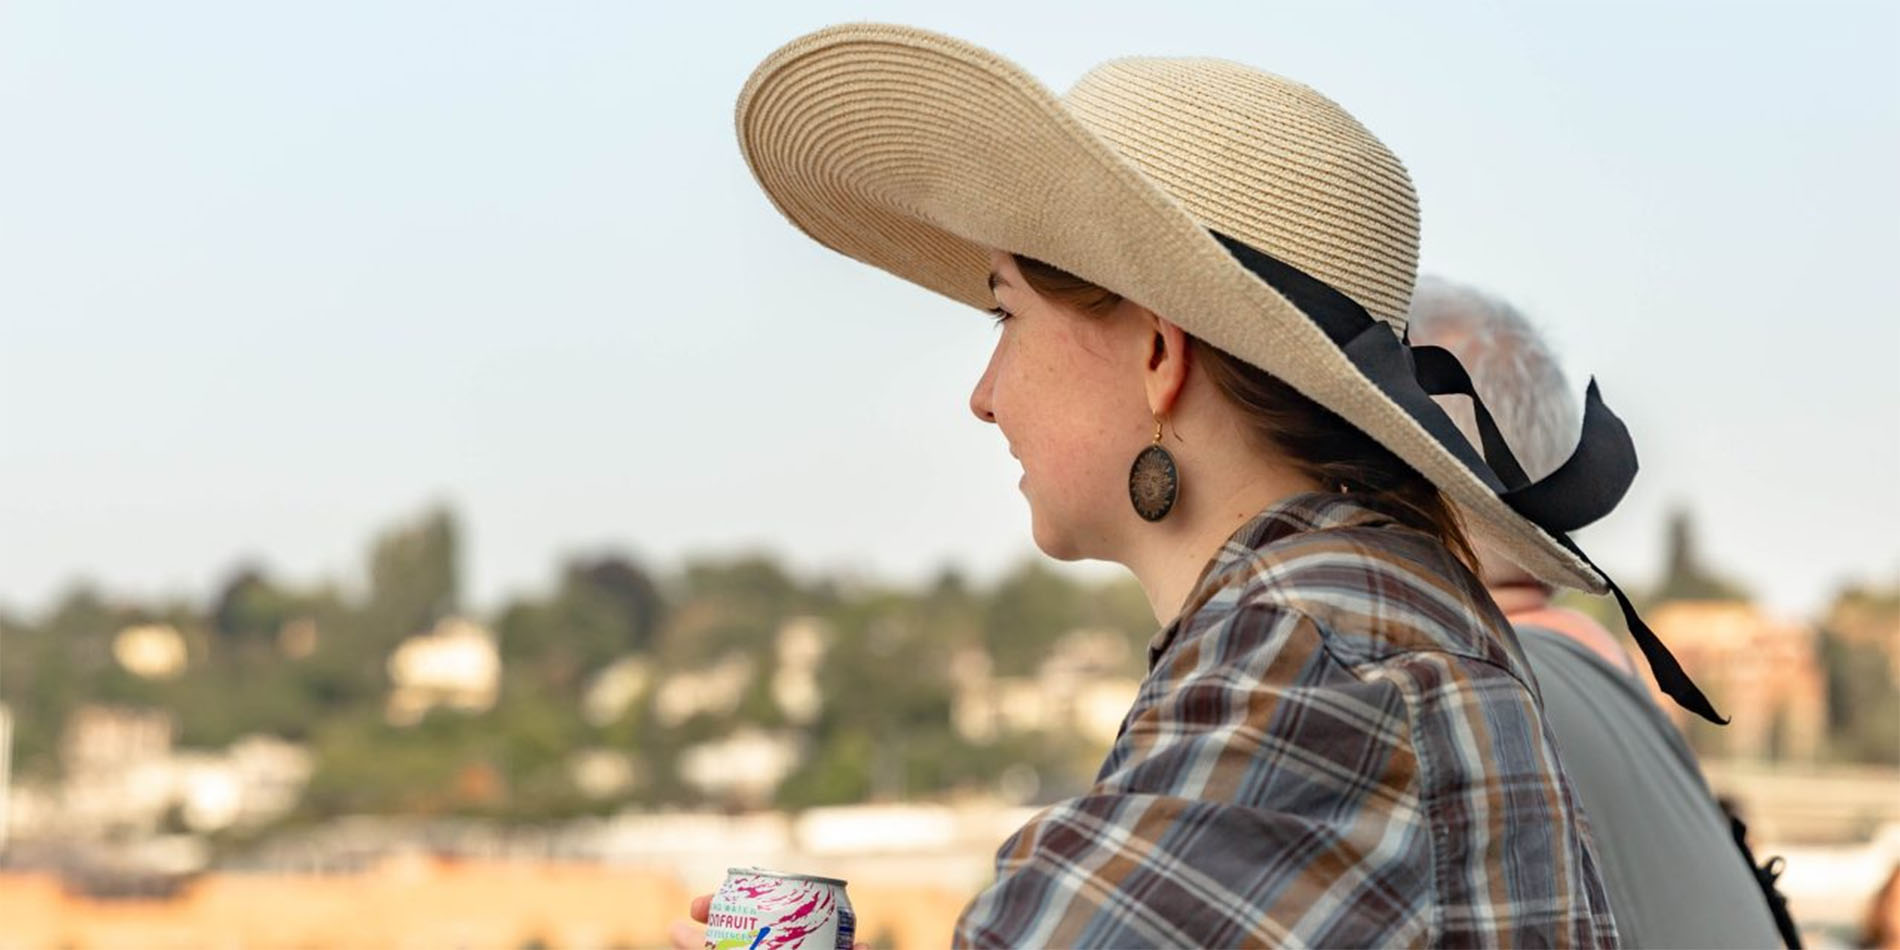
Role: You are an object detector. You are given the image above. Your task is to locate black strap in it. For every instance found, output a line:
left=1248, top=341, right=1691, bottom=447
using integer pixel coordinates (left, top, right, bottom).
left=1208, top=230, right=1726, bottom=724
left=1726, top=810, right=1805, bottom=948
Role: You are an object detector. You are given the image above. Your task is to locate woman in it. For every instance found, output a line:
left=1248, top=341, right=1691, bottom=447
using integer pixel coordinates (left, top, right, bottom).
left=684, top=22, right=1722, bottom=948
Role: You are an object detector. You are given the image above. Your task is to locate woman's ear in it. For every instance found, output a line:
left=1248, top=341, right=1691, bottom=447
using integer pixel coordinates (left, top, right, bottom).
left=1139, top=307, right=1191, bottom=418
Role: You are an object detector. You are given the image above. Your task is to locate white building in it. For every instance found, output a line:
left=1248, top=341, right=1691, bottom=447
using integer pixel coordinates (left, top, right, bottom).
left=678, top=729, right=802, bottom=806
left=771, top=617, right=829, bottom=725
left=582, top=657, right=652, bottom=727
left=652, top=654, right=754, bottom=728
left=950, top=629, right=1141, bottom=747
left=11, top=707, right=313, bottom=844
left=385, top=617, right=501, bottom=726
left=112, top=624, right=189, bottom=679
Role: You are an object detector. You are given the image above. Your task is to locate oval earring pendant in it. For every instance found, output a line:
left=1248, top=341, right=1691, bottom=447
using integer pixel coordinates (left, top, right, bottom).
left=1129, top=443, right=1179, bottom=522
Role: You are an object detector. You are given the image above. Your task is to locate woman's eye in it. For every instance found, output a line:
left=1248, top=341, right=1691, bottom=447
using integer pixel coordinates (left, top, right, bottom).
left=987, top=307, right=1012, bottom=328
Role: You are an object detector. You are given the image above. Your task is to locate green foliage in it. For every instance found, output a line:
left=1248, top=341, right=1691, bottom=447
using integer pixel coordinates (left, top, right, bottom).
left=1651, top=509, right=1751, bottom=603
left=981, top=562, right=1155, bottom=677
left=775, top=727, right=872, bottom=807
left=984, top=561, right=1086, bottom=676
left=680, top=555, right=806, bottom=624
left=1818, top=628, right=1900, bottom=764
left=211, top=567, right=298, bottom=645
left=1, top=584, right=147, bottom=778
left=497, top=555, right=666, bottom=693
left=360, top=506, right=460, bottom=648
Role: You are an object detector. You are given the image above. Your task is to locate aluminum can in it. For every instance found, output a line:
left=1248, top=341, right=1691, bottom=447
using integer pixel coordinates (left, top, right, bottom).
left=705, top=866, right=856, bottom=950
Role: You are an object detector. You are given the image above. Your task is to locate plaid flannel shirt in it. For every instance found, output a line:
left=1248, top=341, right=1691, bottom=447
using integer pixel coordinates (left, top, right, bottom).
left=955, top=492, right=1617, bottom=948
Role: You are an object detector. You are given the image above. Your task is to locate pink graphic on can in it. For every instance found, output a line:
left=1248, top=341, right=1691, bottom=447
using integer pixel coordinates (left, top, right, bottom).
left=706, top=869, right=855, bottom=950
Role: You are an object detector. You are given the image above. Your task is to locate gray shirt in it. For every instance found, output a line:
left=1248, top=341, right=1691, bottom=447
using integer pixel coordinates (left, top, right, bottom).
left=1518, top=623, right=1784, bottom=948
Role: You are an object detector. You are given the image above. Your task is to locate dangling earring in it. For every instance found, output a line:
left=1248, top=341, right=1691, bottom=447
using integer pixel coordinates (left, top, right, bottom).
left=1129, top=414, right=1179, bottom=522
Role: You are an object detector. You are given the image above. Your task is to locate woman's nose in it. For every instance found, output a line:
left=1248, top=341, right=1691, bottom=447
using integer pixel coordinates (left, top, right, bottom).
left=969, top=364, right=998, bottom=424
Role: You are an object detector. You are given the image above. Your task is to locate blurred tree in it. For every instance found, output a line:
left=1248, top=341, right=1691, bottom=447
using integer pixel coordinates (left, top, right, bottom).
left=360, top=506, right=460, bottom=648
left=1817, top=610, right=1900, bottom=765
left=567, top=557, right=665, bottom=652
left=659, top=554, right=807, bottom=669
left=678, top=555, right=801, bottom=617
left=3, top=585, right=131, bottom=777
left=210, top=564, right=298, bottom=648
left=983, top=561, right=1085, bottom=676
left=1086, top=576, right=1164, bottom=673
left=497, top=555, right=666, bottom=691
left=1651, top=508, right=1750, bottom=603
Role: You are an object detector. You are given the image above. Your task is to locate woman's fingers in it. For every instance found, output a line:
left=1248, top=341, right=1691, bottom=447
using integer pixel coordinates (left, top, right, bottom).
left=668, top=917, right=707, bottom=950
left=669, top=893, right=715, bottom=950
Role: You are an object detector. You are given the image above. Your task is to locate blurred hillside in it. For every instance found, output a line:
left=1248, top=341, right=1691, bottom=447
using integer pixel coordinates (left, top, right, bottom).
left=1, top=504, right=1896, bottom=946
left=0, top=503, right=1894, bottom=870
left=0, top=505, right=1160, bottom=861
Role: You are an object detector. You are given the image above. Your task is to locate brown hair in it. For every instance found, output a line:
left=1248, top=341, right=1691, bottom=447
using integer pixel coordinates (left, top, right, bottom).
left=1011, top=254, right=1479, bottom=572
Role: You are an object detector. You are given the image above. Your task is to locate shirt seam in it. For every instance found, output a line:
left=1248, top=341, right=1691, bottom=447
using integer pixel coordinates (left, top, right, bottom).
left=1297, top=618, right=1444, bottom=945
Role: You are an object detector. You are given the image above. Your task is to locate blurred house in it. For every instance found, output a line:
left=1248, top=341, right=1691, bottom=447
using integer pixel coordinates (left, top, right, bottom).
left=587, top=617, right=826, bottom=734
left=385, top=616, right=501, bottom=726
left=678, top=729, right=801, bottom=806
left=652, top=654, right=754, bottom=728
left=1650, top=601, right=1826, bottom=761
left=178, top=735, right=314, bottom=832
left=59, top=706, right=175, bottom=838
left=567, top=748, right=639, bottom=799
left=1642, top=513, right=1828, bottom=761
left=1825, top=581, right=1900, bottom=682
left=772, top=616, right=829, bottom=725
left=278, top=617, right=320, bottom=659
left=639, top=619, right=833, bottom=805
left=581, top=656, right=652, bottom=727
left=7, top=707, right=312, bottom=850
left=111, top=624, right=188, bottom=679
left=950, top=629, right=1141, bottom=747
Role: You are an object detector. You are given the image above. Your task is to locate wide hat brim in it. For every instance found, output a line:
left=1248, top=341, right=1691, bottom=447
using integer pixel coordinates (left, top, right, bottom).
left=735, top=23, right=1607, bottom=594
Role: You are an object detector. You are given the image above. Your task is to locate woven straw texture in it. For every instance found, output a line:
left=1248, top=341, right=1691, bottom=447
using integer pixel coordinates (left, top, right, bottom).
left=735, top=23, right=1604, bottom=593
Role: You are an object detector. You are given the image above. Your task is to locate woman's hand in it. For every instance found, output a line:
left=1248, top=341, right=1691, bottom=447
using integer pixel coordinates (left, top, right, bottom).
left=667, top=893, right=713, bottom=950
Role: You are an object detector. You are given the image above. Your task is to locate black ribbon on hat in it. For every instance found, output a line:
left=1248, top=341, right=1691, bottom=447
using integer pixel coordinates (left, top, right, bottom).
left=1209, top=230, right=1726, bottom=725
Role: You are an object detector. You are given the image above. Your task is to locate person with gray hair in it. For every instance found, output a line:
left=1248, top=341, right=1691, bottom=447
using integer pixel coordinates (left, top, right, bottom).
left=1407, top=277, right=1636, bottom=670
left=1409, top=275, right=1797, bottom=948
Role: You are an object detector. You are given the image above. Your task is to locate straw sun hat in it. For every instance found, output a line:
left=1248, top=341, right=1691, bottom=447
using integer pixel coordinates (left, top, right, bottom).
left=734, top=23, right=1719, bottom=720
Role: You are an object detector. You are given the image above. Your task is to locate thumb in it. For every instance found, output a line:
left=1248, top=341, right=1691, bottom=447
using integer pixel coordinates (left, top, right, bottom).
left=668, top=918, right=707, bottom=950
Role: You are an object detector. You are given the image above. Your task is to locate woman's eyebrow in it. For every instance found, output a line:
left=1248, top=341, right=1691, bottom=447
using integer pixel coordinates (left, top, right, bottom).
left=987, top=271, right=1013, bottom=293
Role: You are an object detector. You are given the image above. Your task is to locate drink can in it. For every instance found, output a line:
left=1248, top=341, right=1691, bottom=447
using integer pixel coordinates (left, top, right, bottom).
left=705, top=866, right=856, bottom=950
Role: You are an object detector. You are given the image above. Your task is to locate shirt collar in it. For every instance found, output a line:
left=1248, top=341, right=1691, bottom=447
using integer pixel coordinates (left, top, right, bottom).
left=1145, top=491, right=1398, bottom=669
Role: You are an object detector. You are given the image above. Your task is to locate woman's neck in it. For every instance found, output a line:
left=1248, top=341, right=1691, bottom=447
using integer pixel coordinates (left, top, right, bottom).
left=1122, top=470, right=1320, bottom=626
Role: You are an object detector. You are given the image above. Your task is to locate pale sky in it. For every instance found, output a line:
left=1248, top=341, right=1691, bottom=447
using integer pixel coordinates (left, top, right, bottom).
left=3, top=1, right=1896, bottom=621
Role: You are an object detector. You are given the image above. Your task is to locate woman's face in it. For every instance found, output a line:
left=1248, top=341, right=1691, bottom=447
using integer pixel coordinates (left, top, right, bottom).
left=969, top=250, right=1152, bottom=561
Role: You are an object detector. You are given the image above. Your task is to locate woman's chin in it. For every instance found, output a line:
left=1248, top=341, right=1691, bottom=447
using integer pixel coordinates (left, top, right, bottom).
left=1028, top=514, right=1085, bottom=562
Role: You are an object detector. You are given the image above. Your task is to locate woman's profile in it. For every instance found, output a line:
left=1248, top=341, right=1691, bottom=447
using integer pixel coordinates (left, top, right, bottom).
left=681, top=22, right=1722, bottom=948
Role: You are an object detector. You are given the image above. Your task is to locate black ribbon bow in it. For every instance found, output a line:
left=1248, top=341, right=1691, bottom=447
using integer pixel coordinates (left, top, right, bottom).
left=1210, top=230, right=1725, bottom=725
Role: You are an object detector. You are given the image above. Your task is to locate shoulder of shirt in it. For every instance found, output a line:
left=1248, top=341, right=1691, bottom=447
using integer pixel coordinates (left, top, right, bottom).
left=1181, top=519, right=1522, bottom=673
